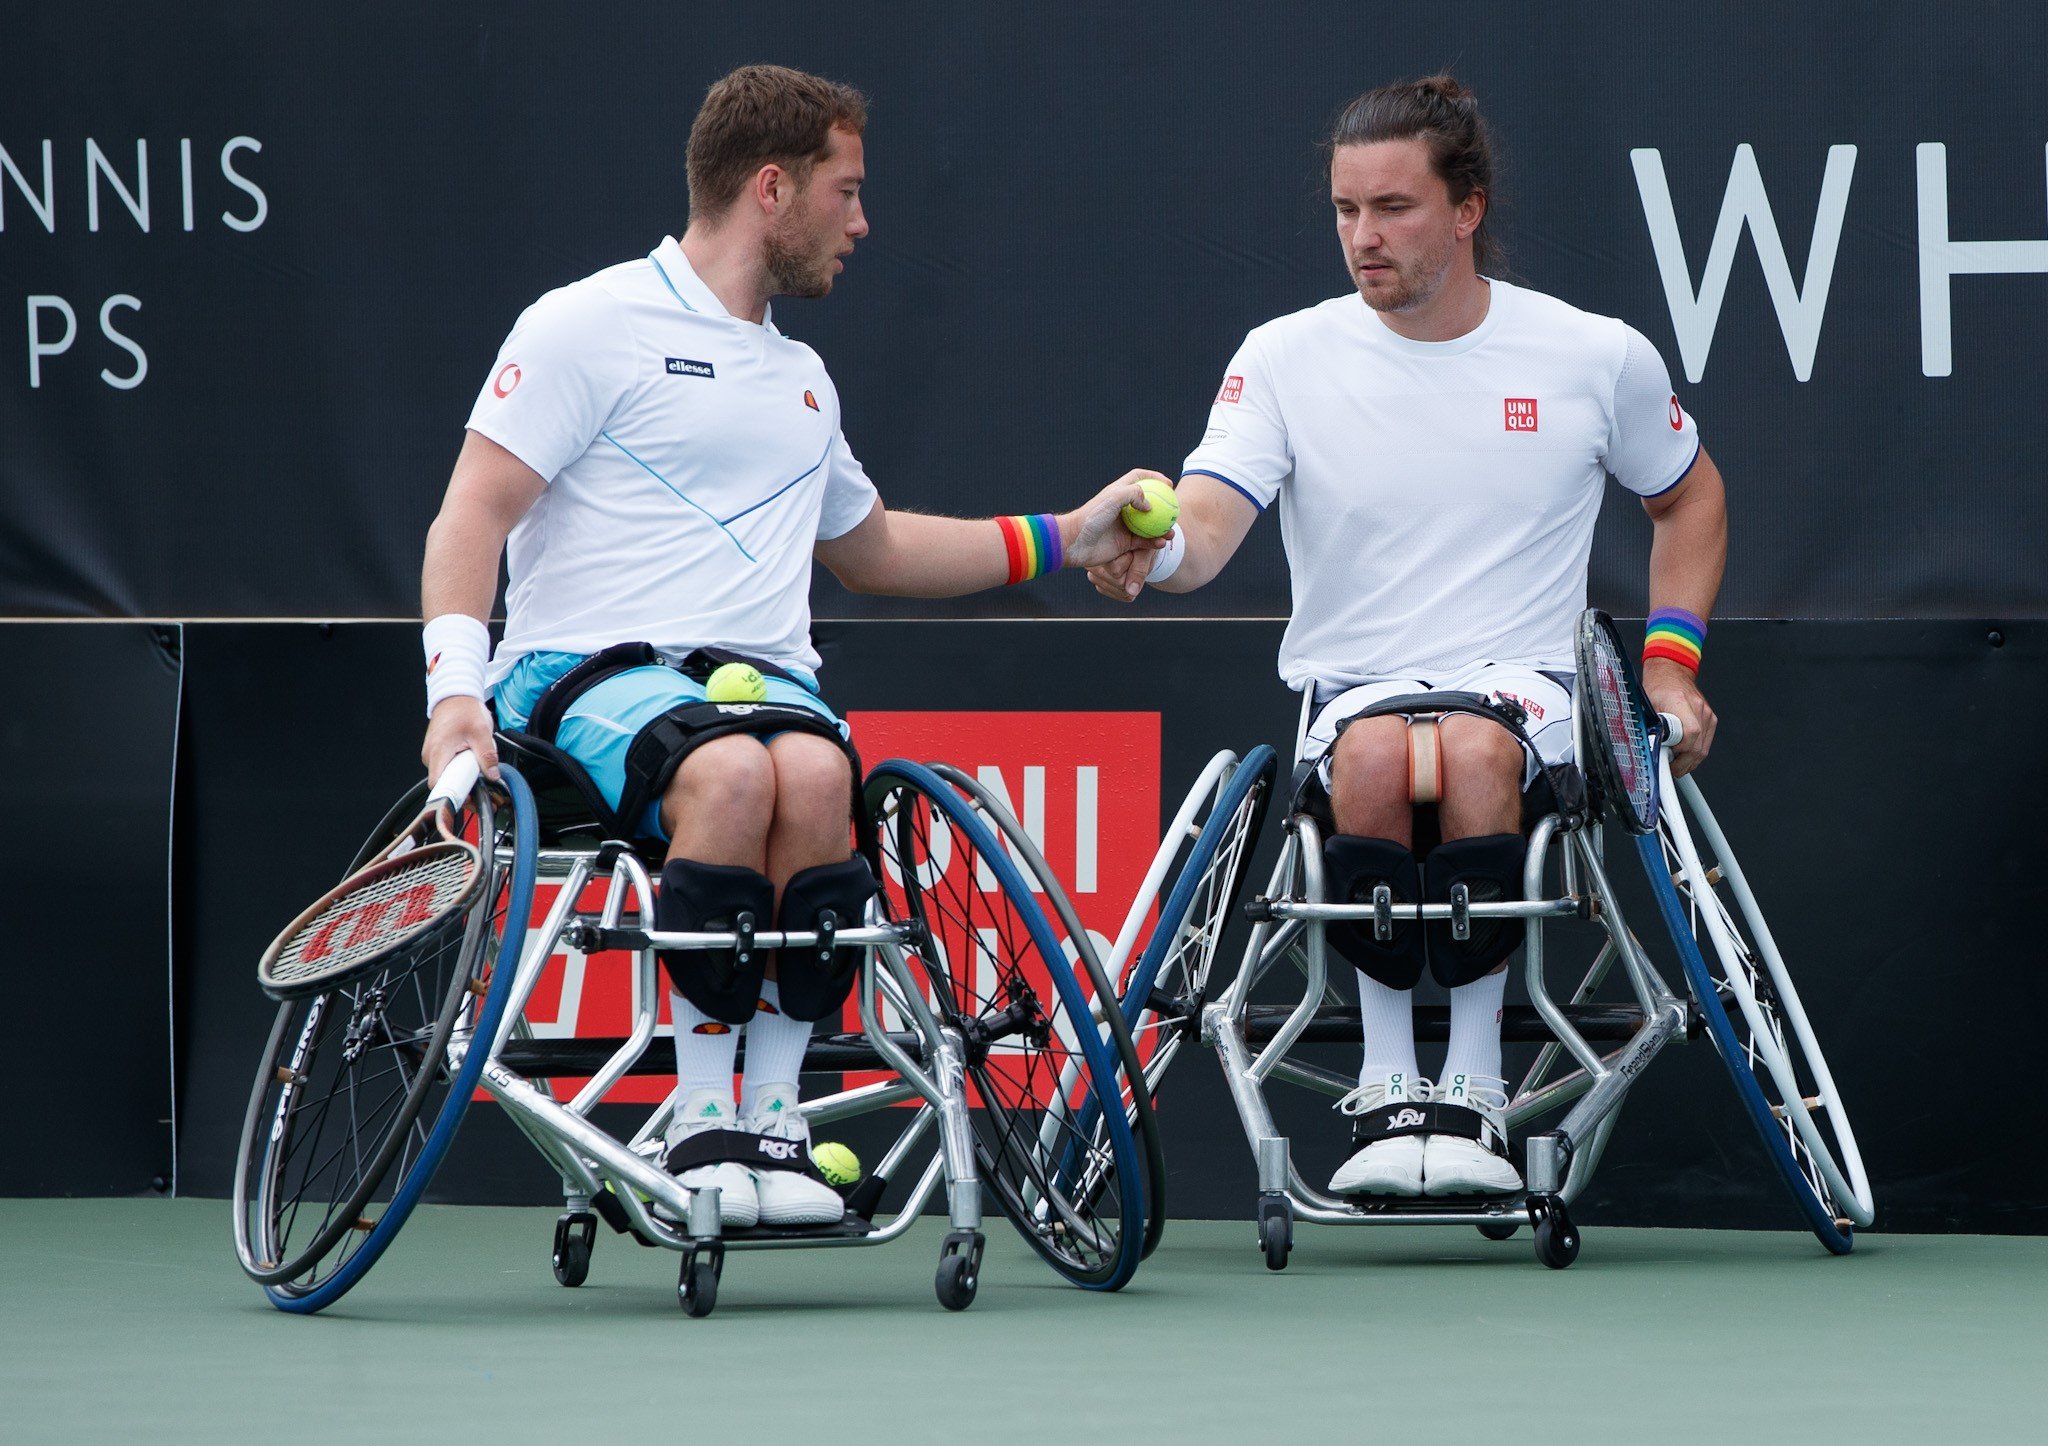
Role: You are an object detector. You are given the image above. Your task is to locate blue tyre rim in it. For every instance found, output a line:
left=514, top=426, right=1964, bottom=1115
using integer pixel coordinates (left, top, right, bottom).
left=1634, top=830, right=1854, bottom=1255
left=266, top=765, right=540, bottom=1312
left=866, top=759, right=1146, bottom=1291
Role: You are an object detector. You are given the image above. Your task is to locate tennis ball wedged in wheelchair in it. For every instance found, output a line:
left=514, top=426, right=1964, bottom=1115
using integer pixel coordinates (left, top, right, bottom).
left=1120, top=477, right=1179, bottom=538
left=812, top=1141, right=861, bottom=1187
left=704, top=662, right=767, bottom=703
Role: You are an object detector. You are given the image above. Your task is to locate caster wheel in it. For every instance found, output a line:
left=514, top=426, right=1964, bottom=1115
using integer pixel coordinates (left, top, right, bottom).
left=1476, top=1219, right=1519, bottom=1242
left=552, top=1212, right=596, bottom=1287
left=678, top=1250, right=723, bottom=1317
left=1256, top=1194, right=1292, bottom=1271
left=935, top=1229, right=984, bottom=1311
left=935, top=1254, right=979, bottom=1311
left=1530, top=1198, right=1580, bottom=1269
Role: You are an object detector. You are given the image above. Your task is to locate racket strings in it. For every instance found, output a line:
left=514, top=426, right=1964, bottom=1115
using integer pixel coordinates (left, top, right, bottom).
left=269, top=850, right=477, bottom=986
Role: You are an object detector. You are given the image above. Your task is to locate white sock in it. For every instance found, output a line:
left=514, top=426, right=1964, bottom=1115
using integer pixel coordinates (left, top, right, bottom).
left=1443, top=969, right=1508, bottom=1086
left=739, top=979, right=812, bottom=1119
left=669, top=991, right=739, bottom=1101
left=1356, top=972, right=1419, bottom=1089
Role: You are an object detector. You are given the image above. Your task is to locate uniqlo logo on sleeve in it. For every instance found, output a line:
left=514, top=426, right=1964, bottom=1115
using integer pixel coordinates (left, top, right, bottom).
left=1216, top=375, right=1244, bottom=404
left=1504, top=398, right=1538, bottom=431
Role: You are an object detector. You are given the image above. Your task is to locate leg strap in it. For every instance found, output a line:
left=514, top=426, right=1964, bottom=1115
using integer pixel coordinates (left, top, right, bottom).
left=1423, top=833, right=1527, bottom=987
left=665, top=1128, right=827, bottom=1181
left=1323, top=835, right=1426, bottom=989
left=774, top=858, right=879, bottom=1023
left=1407, top=717, right=1443, bottom=804
left=1349, top=1100, right=1485, bottom=1147
left=656, top=859, right=775, bottom=1026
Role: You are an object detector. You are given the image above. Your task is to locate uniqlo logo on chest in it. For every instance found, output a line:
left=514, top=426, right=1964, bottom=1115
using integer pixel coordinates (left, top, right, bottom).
left=1216, top=375, right=1244, bottom=404
left=489, top=711, right=1161, bottom=1105
left=1504, top=397, right=1539, bottom=431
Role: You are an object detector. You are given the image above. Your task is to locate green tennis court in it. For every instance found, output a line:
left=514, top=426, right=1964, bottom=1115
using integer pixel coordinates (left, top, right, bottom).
left=10, top=1199, right=2040, bottom=1444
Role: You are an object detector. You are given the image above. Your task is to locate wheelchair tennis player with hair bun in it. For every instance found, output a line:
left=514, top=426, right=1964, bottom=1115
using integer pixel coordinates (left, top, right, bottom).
left=1103, top=608, right=1873, bottom=1270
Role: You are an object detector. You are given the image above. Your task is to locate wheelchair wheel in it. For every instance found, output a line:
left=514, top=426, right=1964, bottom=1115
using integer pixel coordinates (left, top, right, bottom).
left=1116, top=746, right=1277, bottom=1065
left=1637, top=767, right=1874, bottom=1254
left=865, top=760, right=1146, bottom=1292
left=231, top=766, right=538, bottom=1310
left=926, top=762, right=1168, bottom=1261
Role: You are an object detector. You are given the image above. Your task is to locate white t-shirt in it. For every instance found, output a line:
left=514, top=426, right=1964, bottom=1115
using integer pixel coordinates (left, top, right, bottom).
left=466, top=237, right=880, bottom=684
left=1182, top=279, right=1700, bottom=689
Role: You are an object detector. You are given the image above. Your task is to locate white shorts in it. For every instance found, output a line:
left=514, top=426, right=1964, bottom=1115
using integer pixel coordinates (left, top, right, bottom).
left=1304, top=661, right=1576, bottom=791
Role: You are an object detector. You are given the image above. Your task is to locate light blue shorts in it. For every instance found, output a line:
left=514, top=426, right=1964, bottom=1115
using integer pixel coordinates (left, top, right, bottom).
left=496, top=650, right=847, bottom=841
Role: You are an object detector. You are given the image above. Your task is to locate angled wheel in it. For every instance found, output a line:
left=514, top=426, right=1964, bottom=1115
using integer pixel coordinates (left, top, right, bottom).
left=865, top=760, right=1146, bottom=1292
left=1638, top=764, right=1874, bottom=1254
left=231, top=767, right=538, bottom=1311
left=928, top=763, right=1168, bottom=1261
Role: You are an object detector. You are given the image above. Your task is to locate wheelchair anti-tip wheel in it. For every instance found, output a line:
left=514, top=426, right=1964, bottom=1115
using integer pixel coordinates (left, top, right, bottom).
left=865, top=760, right=1147, bottom=1292
left=231, top=767, right=538, bottom=1312
left=1641, top=766, right=1875, bottom=1255
left=927, top=762, right=1169, bottom=1261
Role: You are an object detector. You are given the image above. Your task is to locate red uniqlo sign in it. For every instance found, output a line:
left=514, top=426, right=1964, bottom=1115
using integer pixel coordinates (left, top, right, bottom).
left=490, top=711, right=1162, bottom=1105
left=1504, top=397, right=1539, bottom=431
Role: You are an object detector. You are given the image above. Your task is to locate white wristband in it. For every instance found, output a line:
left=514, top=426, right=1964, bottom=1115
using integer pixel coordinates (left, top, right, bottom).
left=423, top=614, right=491, bottom=718
left=1146, top=526, right=1186, bottom=583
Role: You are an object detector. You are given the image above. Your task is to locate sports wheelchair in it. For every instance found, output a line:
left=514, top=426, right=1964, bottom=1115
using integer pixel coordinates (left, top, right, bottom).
left=1104, top=609, right=1874, bottom=1268
left=232, top=732, right=1162, bottom=1316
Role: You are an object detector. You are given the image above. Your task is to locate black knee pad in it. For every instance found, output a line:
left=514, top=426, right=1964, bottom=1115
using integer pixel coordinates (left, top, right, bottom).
left=1322, top=835, right=1426, bottom=989
left=775, top=858, right=878, bottom=1022
left=656, top=859, right=775, bottom=1025
left=1423, top=833, right=1526, bottom=987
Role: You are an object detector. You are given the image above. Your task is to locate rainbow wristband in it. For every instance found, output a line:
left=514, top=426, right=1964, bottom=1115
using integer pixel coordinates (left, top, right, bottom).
left=996, top=513, right=1063, bottom=585
left=1643, top=607, right=1706, bottom=673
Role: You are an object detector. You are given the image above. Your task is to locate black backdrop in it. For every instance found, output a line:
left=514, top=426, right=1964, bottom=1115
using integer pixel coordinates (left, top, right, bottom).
left=4, top=5, right=2046, bottom=1234
left=3, top=1, right=2045, bottom=618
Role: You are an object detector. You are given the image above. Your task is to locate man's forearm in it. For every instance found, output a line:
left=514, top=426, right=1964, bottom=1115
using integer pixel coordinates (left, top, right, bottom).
left=832, top=508, right=1020, bottom=598
left=421, top=502, right=510, bottom=622
left=1645, top=456, right=1727, bottom=619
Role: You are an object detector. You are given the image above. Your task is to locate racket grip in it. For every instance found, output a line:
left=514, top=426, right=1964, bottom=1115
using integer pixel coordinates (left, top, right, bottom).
left=428, top=749, right=482, bottom=806
left=1658, top=712, right=1685, bottom=746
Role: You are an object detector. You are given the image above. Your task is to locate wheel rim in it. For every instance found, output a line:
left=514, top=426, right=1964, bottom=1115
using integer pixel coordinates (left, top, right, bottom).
left=866, top=762, right=1143, bottom=1289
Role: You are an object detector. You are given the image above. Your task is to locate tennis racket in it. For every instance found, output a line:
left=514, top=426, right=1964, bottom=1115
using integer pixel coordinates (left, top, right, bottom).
left=1574, top=608, right=1663, bottom=834
left=257, top=752, right=486, bottom=1000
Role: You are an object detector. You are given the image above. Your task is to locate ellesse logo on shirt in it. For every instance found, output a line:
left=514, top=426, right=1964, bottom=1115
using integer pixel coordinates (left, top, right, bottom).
left=665, top=357, right=716, bottom=379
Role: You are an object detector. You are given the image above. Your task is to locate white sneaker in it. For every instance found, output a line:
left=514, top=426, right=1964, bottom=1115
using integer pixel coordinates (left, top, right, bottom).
left=1329, top=1071, right=1432, bottom=1196
left=662, top=1089, right=760, bottom=1228
left=1422, top=1072, right=1523, bottom=1196
left=743, top=1086, right=845, bottom=1227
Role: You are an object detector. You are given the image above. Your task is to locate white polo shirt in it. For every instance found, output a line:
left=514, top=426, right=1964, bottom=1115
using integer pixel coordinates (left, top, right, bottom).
left=1182, top=279, right=1700, bottom=690
left=466, top=238, right=880, bottom=684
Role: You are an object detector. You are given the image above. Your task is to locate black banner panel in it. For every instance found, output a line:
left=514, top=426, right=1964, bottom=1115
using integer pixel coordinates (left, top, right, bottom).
left=3, top=3, right=2043, bottom=619
left=168, top=619, right=2045, bottom=1234
left=0, top=624, right=179, bottom=1193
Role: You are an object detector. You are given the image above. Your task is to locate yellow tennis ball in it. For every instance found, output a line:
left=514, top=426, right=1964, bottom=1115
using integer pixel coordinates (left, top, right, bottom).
left=704, top=662, right=767, bottom=704
left=812, top=1141, right=861, bottom=1187
left=1119, top=477, right=1179, bottom=538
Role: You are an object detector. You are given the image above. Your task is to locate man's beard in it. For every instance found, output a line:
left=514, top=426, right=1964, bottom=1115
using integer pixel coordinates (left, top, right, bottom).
left=1354, top=232, right=1453, bottom=314
left=765, top=218, right=835, bottom=299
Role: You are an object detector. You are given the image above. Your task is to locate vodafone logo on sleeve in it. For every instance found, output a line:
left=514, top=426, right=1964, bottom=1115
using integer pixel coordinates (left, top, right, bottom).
left=1669, top=395, right=1685, bottom=430
left=1216, top=375, right=1244, bottom=404
left=1504, top=397, right=1539, bottom=431
left=493, top=363, right=522, bottom=398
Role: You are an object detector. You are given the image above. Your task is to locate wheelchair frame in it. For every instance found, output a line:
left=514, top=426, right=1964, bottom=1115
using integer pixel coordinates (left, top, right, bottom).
left=1116, top=667, right=1874, bottom=1269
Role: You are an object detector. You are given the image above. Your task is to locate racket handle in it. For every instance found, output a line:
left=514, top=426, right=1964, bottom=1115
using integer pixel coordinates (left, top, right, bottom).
left=428, top=749, right=481, bottom=806
left=1658, top=712, right=1685, bottom=746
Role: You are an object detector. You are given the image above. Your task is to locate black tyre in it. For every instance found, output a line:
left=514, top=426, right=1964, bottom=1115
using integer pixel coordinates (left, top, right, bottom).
left=935, top=1253, right=979, bottom=1311
left=1531, top=1201, right=1580, bottom=1269
left=679, top=1254, right=720, bottom=1317
left=552, top=1212, right=595, bottom=1287
left=1477, top=1219, right=1520, bottom=1242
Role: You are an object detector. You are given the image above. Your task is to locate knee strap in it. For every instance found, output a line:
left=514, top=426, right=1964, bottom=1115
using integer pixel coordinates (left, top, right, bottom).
left=657, top=859, right=775, bottom=1025
left=774, top=857, right=878, bottom=1023
left=1423, top=833, right=1526, bottom=987
left=1407, top=718, right=1443, bottom=805
left=1322, top=835, right=1426, bottom=990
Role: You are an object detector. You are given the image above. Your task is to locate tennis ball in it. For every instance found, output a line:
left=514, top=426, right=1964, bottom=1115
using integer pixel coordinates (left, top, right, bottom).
left=704, top=662, right=767, bottom=704
left=1119, top=477, right=1179, bottom=538
left=812, top=1141, right=861, bottom=1187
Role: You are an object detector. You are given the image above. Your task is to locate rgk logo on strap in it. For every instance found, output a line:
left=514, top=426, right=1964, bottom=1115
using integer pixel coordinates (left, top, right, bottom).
left=1504, top=397, right=1539, bottom=431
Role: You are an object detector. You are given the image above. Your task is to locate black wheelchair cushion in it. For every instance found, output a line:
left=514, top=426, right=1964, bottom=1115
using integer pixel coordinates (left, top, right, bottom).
left=493, top=729, right=641, bottom=848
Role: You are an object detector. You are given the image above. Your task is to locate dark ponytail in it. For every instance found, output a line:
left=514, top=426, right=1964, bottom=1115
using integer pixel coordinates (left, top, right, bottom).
left=1329, top=75, right=1502, bottom=273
